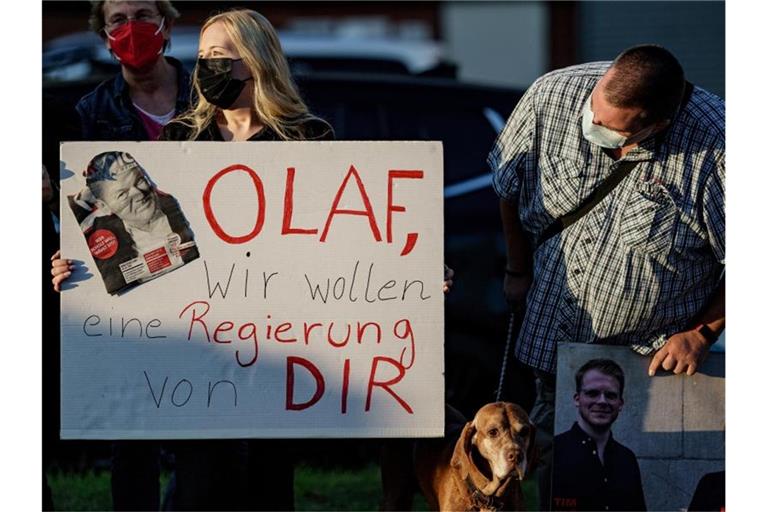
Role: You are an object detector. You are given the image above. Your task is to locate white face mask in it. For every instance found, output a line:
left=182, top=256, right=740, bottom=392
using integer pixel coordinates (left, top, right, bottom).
left=581, top=93, right=662, bottom=150
left=581, top=93, right=627, bottom=149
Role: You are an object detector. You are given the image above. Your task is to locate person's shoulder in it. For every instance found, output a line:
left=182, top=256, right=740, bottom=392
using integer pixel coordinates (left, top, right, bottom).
left=165, top=56, right=193, bottom=101
left=540, top=61, right=609, bottom=82
left=166, top=56, right=191, bottom=79
left=533, top=61, right=609, bottom=91
left=679, top=86, right=725, bottom=143
left=524, top=61, right=608, bottom=111
left=664, top=85, right=724, bottom=157
left=299, top=116, right=335, bottom=140
left=610, top=437, right=640, bottom=462
left=553, top=428, right=575, bottom=446
left=75, top=74, right=121, bottom=115
left=552, top=428, right=580, bottom=465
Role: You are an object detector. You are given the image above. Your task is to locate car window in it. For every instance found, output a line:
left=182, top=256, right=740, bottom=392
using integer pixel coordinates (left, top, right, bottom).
left=343, top=104, right=387, bottom=140
left=386, top=105, right=497, bottom=184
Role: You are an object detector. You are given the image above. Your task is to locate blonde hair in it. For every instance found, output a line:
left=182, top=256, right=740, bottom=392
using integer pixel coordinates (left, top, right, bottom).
left=175, top=9, right=315, bottom=141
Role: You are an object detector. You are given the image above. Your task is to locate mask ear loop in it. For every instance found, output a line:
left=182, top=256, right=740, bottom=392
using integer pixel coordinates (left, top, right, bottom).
left=154, top=17, right=166, bottom=56
left=104, top=17, right=165, bottom=45
left=154, top=17, right=165, bottom=35
left=103, top=25, right=120, bottom=62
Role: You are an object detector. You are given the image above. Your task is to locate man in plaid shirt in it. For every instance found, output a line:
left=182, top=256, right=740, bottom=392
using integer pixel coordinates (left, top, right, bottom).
left=488, top=44, right=724, bottom=508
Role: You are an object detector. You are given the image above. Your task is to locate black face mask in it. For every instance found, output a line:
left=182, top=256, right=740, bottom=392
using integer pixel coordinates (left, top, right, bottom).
left=196, top=58, right=252, bottom=109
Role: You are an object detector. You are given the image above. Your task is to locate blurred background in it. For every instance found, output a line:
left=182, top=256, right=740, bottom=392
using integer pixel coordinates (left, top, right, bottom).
left=42, top=1, right=724, bottom=510
left=43, top=1, right=725, bottom=94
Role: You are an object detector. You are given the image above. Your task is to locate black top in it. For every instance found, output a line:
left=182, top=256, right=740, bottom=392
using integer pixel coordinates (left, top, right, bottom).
left=160, top=115, right=334, bottom=142
left=687, top=471, right=725, bottom=512
left=552, top=422, right=646, bottom=511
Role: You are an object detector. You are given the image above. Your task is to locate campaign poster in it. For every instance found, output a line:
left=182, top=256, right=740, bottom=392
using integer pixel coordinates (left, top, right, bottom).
left=553, top=343, right=724, bottom=511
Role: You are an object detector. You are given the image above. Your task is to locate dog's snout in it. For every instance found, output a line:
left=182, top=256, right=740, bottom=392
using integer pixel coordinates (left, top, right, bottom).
left=506, top=449, right=521, bottom=463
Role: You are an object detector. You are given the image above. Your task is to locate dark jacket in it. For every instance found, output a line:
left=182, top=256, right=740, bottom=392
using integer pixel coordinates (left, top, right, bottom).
left=75, top=57, right=191, bottom=140
left=552, top=422, right=646, bottom=511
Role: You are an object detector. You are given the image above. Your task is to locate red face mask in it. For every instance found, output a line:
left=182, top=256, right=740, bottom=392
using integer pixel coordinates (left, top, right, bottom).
left=106, top=19, right=165, bottom=71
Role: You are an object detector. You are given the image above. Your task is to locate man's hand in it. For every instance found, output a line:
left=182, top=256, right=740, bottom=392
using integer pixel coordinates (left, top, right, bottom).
left=648, top=329, right=713, bottom=376
left=503, top=272, right=532, bottom=312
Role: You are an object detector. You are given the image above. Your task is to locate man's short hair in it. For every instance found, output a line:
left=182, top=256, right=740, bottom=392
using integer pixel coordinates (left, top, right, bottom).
left=575, top=359, right=625, bottom=399
left=89, top=1, right=180, bottom=37
left=604, top=44, right=685, bottom=124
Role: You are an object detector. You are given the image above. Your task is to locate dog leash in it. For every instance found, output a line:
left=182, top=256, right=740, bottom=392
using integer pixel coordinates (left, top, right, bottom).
left=495, top=311, right=516, bottom=402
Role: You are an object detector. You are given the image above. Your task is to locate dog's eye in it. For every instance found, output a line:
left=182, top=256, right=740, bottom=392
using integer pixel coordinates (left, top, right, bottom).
left=488, top=428, right=499, bottom=437
left=519, top=425, right=530, bottom=437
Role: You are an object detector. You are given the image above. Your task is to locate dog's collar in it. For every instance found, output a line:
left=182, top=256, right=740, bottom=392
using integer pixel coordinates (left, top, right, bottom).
left=463, top=475, right=515, bottom=511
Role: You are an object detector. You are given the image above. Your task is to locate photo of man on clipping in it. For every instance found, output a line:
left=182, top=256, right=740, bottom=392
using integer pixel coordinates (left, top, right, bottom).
left=68, top=150, right=199, bottom=294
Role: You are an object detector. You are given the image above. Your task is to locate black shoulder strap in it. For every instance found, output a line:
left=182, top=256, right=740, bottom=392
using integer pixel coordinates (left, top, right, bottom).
left=536, top=159, right=640, bottom=249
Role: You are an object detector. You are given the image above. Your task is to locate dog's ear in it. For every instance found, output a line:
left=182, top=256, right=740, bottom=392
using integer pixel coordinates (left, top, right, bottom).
left=450, top=421, right=475, bottom=480
left=525, top=422, right=538, bottom=475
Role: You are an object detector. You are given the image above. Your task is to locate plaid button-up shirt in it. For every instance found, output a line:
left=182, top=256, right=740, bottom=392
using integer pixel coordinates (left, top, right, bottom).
left=488, top=62, right=725, bottom=374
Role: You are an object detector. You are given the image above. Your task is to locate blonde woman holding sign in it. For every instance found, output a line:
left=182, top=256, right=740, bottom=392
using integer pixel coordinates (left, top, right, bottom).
left=160, top=10, right=334, bottom=510
left=165, top=11, right=454, bottom=509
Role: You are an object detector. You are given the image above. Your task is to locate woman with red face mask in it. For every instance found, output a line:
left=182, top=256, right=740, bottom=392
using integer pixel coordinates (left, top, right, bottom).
left=74, top=1, right=191, bottom=142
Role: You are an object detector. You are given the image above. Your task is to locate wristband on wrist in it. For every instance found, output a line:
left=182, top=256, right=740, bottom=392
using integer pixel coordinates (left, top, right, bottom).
left=695, top=323, right=719, bottom=345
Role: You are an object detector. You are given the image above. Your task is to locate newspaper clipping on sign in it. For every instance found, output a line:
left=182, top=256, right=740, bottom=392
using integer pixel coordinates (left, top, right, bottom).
left=67, top=151, right=199, bottom=294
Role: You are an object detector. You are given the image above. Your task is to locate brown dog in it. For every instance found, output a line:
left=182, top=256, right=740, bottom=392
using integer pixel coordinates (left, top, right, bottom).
left=413, top=402, right=536, bottom=511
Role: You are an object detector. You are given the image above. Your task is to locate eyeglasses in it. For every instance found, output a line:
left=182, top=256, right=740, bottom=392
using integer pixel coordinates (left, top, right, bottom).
left=580, top=389, right=620, bottom=401
left=105, top=12, right=162, bottom=31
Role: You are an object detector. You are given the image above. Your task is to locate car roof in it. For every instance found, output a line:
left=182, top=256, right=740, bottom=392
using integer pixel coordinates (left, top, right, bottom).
left=44, top=25, right=451, bottom=81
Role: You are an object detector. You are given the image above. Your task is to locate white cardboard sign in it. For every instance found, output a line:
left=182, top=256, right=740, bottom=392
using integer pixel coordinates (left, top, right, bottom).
left=59, top=141, right=444, bottom=439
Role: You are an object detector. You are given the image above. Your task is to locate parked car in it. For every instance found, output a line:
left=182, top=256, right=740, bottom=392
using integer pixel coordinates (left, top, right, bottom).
left=44, top=26, right=456, bottom=83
